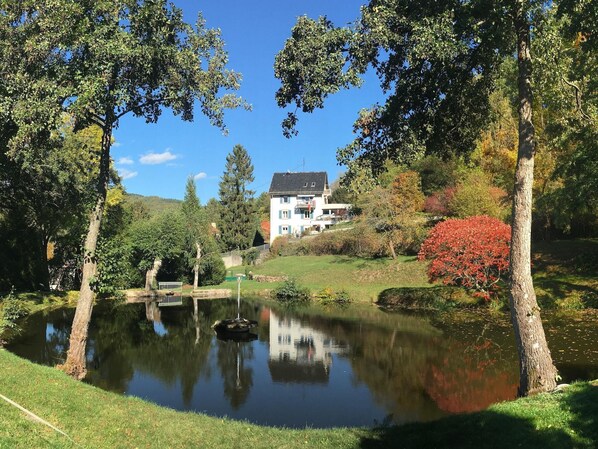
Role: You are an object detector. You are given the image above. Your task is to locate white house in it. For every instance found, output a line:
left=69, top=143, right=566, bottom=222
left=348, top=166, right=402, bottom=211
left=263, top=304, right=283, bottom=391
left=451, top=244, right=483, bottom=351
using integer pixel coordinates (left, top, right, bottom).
left=268, top=171, right=351, bottom=244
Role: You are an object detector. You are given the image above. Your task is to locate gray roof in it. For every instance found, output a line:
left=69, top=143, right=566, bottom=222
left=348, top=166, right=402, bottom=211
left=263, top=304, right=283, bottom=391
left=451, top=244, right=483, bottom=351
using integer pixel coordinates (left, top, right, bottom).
left=268, top=172, right=329, bottom=195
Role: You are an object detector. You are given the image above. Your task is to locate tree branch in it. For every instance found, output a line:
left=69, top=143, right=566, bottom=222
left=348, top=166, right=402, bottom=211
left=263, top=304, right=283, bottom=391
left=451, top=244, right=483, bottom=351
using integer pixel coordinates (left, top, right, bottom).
left=561, top=76, right=592, bottom=121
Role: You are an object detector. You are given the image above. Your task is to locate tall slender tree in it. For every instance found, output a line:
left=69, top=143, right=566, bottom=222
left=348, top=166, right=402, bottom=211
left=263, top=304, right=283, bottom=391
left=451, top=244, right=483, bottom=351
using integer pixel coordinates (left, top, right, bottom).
left=1, top=1, right=245, bottom=379
left=273, top=0, right=593, bottom=395
left=218, top=144, right=256, bottom=251
left=182, top=177, right=213, bottom=290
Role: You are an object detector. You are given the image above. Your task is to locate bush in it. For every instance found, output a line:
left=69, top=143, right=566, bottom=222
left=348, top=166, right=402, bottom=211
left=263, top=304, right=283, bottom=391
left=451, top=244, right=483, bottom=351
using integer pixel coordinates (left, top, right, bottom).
left=449, top=171, right=509, bottom=220
left=0, top=290, right=30, bottom=334
left=315, top=287, right=352, bottom=305
left=271, top=279, right=311, bottom=302
left=198, top=253, right=226, bottom=286
left=242, top=248, right=260, bottom=265
left=269, top=236, right=290, bottom=257
left=418, top=215, right=511, bottom=300
left=377, top=287, right=474, bottom=309
left=302, top=225, right=386, bottom=258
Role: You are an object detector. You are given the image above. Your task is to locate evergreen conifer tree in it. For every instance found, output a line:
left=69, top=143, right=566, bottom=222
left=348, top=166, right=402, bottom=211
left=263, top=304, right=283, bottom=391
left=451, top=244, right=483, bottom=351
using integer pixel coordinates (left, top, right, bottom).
left=218, top=145, right=256, bottom=250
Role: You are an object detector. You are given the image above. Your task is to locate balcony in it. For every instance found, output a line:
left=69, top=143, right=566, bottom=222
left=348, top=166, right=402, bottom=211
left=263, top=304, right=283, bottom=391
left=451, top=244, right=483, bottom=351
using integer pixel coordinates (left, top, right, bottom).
left=296, top=199, right=315, bottom=209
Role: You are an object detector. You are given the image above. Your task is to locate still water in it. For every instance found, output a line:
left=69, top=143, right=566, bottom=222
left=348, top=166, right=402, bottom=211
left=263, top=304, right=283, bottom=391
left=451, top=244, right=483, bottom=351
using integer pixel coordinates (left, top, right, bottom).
left=6, top=298, right=598, bottom=428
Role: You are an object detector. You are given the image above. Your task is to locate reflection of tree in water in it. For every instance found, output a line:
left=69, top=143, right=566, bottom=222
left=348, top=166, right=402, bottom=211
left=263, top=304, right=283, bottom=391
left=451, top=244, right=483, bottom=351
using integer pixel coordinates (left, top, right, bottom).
left=6, top=308, right=74, bottom=366
left=275, top=307, right=519, bottom=423
left=425, top=336, right=518, bottom=413
left=216, top=339, right=254, bottom=410
left=85, top=299, right=215, bottom=406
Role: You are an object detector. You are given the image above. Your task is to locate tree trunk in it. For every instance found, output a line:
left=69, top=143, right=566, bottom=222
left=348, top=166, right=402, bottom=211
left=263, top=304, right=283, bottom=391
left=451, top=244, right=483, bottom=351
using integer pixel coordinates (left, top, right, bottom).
left=388, top=236, right=397, bottom=260
left=59, top=125, right=112, bottom=380
left=145, top=258, right=162, bottom=291
left=510, top=4, right=558, bottom=396
left=38, top=232, right=50, bottom=291
left=193, top=242, right=202, bottom=290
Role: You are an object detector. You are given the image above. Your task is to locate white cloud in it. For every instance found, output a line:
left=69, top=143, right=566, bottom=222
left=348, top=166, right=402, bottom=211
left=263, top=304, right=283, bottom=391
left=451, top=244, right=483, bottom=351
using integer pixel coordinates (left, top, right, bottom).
left=194, top=172, right=207, bottom=180
left=112, top=141, right=122, bottom=148
left=139, top=150, right=177, bottom=165
left=118, top=168, right=138, bottom=180
left=117, top=156, right=134, bottom=165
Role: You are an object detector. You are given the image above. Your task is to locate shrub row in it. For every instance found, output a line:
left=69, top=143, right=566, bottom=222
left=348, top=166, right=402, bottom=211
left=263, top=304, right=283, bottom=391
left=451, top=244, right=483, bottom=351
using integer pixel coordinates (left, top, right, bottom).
left=376, top=287, right=476, bottom=310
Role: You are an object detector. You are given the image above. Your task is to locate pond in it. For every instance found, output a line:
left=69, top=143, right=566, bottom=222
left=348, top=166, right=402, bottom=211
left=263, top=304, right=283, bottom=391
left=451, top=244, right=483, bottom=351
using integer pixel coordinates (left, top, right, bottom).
left=6, top=298, right=598, bottom=428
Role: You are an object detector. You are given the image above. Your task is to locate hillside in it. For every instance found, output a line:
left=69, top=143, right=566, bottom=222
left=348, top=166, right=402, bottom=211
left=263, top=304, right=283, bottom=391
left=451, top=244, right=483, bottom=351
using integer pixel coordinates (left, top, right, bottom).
left=124, top=193, right=182, bottom=217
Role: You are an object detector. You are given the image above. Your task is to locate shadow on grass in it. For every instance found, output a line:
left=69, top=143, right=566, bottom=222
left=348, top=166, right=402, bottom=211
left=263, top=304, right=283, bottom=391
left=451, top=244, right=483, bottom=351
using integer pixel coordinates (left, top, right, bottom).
left=536, top=278, right=598, bottom=308
left=359, top=411, right=572, bottom=449
left=564, top=383, right=598, bottom=446
left=358, top=384, right=598, bottom=449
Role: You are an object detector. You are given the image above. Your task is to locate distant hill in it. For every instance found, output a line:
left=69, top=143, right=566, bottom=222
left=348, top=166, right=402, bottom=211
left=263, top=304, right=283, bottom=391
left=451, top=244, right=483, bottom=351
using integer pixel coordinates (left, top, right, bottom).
left=124, top=193, right=182, bottom=217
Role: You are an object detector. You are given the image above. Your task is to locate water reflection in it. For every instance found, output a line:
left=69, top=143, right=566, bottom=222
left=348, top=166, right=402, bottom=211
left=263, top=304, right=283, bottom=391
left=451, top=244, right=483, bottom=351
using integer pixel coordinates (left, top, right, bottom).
left=268, top=311, right=348, bottom=384
left=6, top=299, right=598, bottom=428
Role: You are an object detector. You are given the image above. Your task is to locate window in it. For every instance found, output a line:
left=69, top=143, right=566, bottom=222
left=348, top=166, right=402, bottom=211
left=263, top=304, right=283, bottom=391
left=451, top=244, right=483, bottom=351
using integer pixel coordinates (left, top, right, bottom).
left=311, top=182, right=316, bottom=187
left=303, top=210, right=310, bottom=219
left=281, top=225, right=289, bottom=234
left=281, top=210, right=290, bottom=219
left=303, top=182, right=308, bottom=187
left=280, top=196, right=290, bottom=204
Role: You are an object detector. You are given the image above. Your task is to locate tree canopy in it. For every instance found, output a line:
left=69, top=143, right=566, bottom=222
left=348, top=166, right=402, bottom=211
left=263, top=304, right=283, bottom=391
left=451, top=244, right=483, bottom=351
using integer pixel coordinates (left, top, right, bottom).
left=274, top=0, right=598, bottom=396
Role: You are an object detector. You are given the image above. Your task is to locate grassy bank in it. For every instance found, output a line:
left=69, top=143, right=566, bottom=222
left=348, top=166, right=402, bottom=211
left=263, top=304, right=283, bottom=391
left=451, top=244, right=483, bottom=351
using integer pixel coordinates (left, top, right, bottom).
left=1, top=349, right=597, bottom=448
left=222, top=255, right=432, bottom=303
left=215, top=238, right=598, bottom=308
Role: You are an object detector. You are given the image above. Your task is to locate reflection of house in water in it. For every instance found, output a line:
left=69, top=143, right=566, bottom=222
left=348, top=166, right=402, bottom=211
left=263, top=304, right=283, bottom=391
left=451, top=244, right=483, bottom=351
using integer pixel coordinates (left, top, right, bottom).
left=268, top=311, right=348, bottom=384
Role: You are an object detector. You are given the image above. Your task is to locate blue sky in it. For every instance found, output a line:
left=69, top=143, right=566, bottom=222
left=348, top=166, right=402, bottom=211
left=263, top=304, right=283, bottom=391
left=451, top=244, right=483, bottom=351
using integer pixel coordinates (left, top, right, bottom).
left=112, top=1, right=383, bottom=202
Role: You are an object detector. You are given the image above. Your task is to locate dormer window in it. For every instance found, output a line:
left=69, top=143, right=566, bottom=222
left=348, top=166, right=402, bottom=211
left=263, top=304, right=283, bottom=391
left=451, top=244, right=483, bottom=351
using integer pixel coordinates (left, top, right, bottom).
left=311, top=182, right=316, bottom=187
left=303, top=182, right=308, bottom=187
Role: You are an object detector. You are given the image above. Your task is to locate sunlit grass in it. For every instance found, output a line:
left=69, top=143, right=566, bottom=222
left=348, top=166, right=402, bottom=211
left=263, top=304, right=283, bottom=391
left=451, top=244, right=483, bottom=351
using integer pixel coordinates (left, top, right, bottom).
left=1, top=349, right=597, bottom=449
left=224, top=255, right=432, bottom=303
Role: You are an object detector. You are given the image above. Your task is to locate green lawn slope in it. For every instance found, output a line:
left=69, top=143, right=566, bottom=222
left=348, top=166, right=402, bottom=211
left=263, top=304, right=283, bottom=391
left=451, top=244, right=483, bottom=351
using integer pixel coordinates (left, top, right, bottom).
left=1, top=349, right=597, bottom=448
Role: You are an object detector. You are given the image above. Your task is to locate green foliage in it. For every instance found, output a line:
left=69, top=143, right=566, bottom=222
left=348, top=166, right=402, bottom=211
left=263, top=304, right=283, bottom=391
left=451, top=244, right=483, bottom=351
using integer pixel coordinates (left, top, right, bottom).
left=128, top=212, right=187, bottom=282
left=275, top=2, right=513, bottom=172
left=124, top=194, right=181, bottom=218
left=315, top=287, right=352, bottom=305
left=271, top=279, right=311, bottom=302
left=198, top=253, right=226, bottom=286
left=218, top=144, right=256, bottom=251
left=449, top=170, right=509, bottom=220
left=0, top=289, right=29, bottom=333
left=94, top=236, right=139, bottom=297
left=274, top=16, right=361, bottom=138
left=377, top=286, right=474, bottom=310
left=413, top=156, right=459, bottom=196
left=242, top=248, right=260, bottom=266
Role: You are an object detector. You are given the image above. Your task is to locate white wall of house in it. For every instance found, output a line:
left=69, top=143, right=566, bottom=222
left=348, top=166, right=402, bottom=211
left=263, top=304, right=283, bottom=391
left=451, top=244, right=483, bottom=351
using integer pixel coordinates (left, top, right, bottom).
left=270, top=194, right=328, bottom=243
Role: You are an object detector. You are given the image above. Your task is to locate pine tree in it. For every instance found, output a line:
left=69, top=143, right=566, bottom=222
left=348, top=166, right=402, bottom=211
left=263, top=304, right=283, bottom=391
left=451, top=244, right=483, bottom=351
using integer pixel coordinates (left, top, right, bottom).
left=218, top=145, right=256, bottom=250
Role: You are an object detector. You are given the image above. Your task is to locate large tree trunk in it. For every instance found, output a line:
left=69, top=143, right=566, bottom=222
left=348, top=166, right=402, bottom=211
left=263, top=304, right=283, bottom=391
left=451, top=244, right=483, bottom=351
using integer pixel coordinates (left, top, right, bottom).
left=510, top=4, right=558, bottom=396
left=193, top=242, right=202, bottom=290
left=59, top=125, right=112, bottom=380
left=145, top=258, right=162, bottom=291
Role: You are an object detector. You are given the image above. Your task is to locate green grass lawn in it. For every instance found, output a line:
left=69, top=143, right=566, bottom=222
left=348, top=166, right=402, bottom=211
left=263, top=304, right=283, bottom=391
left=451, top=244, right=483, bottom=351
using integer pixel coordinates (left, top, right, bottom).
left=1, top=349, right=597, bottom=449
left=213, top=238, right=598, bottom=307
left=222, top=255, right=432, bottom=303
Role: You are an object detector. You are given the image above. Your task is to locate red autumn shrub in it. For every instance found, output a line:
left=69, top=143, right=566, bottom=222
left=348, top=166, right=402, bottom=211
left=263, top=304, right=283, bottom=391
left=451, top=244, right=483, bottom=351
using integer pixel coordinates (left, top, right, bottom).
left=418, top=215, right=511, bottom=299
